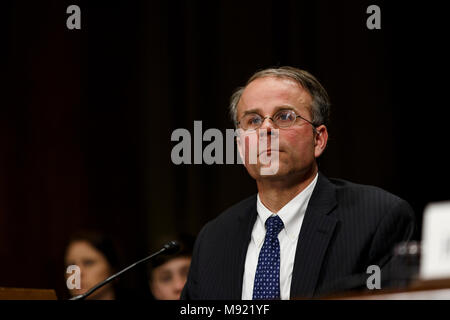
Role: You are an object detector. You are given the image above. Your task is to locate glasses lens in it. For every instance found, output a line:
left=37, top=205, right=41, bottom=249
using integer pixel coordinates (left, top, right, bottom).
left=240, top=113, right=262, bottom=130
left=274, top=110, right=296, bottom=127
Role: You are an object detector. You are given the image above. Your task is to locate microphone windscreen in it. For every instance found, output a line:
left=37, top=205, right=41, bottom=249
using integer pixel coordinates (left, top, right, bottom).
left=163, top=240, right=181, bottom=255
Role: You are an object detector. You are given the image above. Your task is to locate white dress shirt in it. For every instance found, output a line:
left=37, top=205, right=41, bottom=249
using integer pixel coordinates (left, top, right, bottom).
left=241, top=173, right=318, bottom=300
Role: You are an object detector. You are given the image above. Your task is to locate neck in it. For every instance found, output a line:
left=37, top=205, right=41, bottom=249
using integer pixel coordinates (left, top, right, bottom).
left=100, top=290, right=116, bottom=300
left=256, top=166, right=318, bottom=213
left=87, top=287, right=116, bottom=300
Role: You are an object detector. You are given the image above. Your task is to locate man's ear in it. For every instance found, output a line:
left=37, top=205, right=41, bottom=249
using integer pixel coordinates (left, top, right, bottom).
left=314, top=125, right=328, bottom=158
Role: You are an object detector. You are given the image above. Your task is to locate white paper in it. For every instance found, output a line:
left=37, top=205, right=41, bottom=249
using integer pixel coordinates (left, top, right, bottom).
left=420, top=201, right=450, bottom=279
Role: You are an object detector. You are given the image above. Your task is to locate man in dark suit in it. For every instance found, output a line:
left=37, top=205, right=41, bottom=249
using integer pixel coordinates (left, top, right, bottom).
left=181, top=66, right=415, bottom=300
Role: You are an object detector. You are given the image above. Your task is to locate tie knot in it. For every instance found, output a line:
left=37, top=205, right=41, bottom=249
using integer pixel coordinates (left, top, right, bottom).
left=265, top=215, right=284, bottom=236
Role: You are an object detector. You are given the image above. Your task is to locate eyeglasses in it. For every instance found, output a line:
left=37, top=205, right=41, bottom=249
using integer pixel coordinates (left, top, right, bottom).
left=237, top=109, right=317, bottom=131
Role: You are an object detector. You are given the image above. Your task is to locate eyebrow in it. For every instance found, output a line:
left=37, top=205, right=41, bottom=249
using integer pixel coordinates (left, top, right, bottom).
left=158, top=270, right=172, bottom=276
left=241, top=105, right=297, bottom=117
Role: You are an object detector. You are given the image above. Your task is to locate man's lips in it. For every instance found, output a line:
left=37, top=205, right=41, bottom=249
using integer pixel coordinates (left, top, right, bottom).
left=258, top=149, right=280, bottom=156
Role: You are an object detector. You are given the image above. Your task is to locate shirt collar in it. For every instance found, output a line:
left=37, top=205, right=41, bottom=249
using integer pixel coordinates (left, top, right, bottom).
left=253, top=173, right=319, bottom=246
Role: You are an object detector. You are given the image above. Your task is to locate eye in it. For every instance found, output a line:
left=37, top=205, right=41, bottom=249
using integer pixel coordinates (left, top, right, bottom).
left=82, top=259, right=96, bottom=267
left=275, top=110, right=295, bottom=122
left=180, top=266, right=190, bottom=279
left=159, top=273, right=173, bottom=283
left=244, top=114, right=262, bottom=127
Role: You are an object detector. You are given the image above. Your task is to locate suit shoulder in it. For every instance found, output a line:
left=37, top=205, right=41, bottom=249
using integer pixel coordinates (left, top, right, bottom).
left=329, top=177, right=406, bottom=205
left=324, top=176, right=415, bottom=237
left=327, top=177, right=415, bottom=221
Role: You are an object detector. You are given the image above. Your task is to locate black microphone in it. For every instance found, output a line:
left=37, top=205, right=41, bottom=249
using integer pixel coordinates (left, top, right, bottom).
left=70, top=240, right=180, bottom=300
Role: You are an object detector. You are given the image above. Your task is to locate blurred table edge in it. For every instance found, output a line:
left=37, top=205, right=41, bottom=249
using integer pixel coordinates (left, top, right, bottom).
left=0, top=287, right=58, bottom=300
left=322, top=278, right=450, bottom=300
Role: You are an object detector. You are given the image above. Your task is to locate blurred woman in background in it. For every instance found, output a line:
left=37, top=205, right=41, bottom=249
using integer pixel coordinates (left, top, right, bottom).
left=64, top=230, right=120, bottom=300
left=148, top=234, right=194, bottom=300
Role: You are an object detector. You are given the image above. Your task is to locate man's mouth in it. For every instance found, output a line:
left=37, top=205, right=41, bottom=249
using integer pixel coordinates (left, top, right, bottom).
left=258, top=149, right=280, bottom=157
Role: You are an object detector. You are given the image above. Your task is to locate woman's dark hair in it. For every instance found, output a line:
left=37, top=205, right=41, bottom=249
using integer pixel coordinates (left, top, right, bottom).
left=62, top=229, right=153, bottom=299
left=62, top=229, right=123, bottom=299
left=66, top=230, right=120, bottom=272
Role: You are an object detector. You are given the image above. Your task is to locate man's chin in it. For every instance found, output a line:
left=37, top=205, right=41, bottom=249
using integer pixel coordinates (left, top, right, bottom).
left=245, top=162, right=287, bottom=179
left=259, top=164, right=281, bottom=176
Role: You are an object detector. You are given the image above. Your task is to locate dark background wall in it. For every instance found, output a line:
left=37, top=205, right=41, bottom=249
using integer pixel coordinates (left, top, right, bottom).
left=1, top=0, right=449, bottom=298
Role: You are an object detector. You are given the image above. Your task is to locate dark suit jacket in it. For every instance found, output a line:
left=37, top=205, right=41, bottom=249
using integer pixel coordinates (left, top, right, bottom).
left=181, top=172, right=415, bottom=299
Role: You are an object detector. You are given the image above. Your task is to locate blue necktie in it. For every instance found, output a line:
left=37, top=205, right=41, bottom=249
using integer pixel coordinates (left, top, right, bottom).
left=253, top=215, right=284, bottom=300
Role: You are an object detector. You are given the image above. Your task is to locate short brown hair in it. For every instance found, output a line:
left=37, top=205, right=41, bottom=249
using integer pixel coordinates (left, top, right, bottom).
left=229, top=66, right=331, bottom=128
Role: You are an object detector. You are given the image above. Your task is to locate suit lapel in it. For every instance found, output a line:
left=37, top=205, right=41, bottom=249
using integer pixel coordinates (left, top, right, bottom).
left=230, top=196, right=258, bottom=299
left=290, top=172, right=338, bottom=298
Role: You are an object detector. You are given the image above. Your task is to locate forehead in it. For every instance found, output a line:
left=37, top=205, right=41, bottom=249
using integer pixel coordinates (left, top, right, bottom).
left=238, top=76, right=312, bottom=115
left=65, top=240, right=102, bottom=260
left=154, top=256, right=191, bottom=273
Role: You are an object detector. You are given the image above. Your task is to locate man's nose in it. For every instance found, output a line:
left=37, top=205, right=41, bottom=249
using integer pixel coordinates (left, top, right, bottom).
left=259, top=117, right=275, bottom=136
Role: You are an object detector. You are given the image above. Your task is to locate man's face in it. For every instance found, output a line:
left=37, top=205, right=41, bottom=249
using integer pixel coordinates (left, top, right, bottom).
left=236, top=76, right=327, bottom=181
